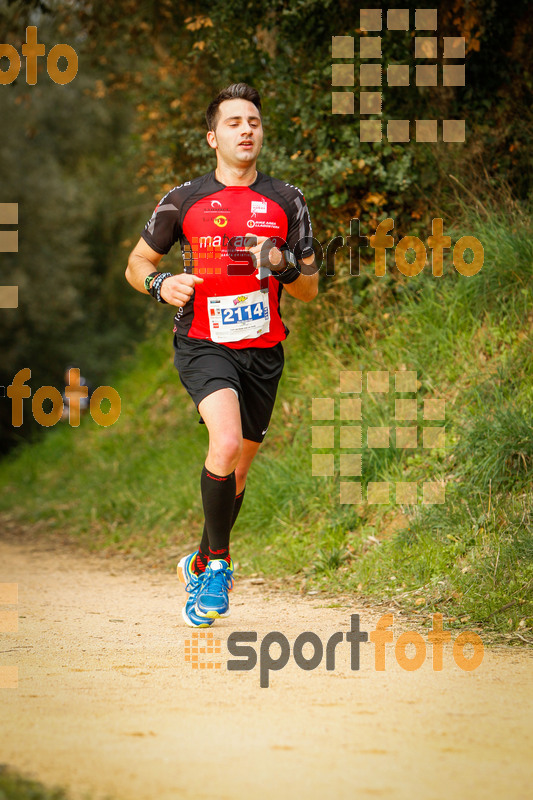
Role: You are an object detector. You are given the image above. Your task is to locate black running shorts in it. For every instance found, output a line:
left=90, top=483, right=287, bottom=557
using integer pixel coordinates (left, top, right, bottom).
left=173, top=334, right=285, bottom=443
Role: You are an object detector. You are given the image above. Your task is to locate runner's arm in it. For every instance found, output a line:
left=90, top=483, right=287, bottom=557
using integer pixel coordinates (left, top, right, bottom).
left=244, top=237, right=318, bottom=303
left=125, top=238, right=203, bottom=306
left=125, top=237, right=164, bottom=293
left=282, top=187, right=317, bottom=302
left=281, top=254, right=318, bottom=302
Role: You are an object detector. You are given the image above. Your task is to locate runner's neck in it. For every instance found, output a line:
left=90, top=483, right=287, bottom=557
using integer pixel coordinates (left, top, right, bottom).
left=214, top=165, right=258, bottom=187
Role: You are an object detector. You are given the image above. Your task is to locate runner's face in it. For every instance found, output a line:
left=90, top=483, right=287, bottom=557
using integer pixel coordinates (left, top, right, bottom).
left=207, top=98, right=263, bottom=167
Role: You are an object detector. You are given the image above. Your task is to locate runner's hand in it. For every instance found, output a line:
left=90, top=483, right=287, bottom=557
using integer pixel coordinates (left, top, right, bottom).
left=160, top=273, right=203, bottom=307
left=243, top=236, right=286, bottom=273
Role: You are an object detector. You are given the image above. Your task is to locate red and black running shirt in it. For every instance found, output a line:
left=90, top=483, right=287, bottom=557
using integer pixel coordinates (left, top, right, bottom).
left=140, top=170, right=314, bottom=349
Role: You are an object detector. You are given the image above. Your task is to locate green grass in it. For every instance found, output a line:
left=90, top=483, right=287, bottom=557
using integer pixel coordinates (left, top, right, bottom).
left=0, top=768, right=77, bottom=800
left=1, top=205, right=532, bottom=639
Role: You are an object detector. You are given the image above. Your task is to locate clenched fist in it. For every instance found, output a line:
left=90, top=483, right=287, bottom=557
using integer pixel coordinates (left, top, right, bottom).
left=243, top=236, right=286, bottom=272
left=160, top=273, right=204, bottom=307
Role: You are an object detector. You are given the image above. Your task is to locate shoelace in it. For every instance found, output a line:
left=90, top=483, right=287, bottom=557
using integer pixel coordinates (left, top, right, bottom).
left=203, top=567, right=232, bottom=595
left=185, top=572, right=205, bottom=596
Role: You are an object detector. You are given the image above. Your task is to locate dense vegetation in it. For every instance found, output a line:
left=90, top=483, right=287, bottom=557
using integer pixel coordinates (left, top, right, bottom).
left=1, top=201, right=531, bottom=638
left=0, top=0, right=531, bottom=640
left=0, top=767, right=71, bottom=800
left=1, top=0, right=531, bottom=449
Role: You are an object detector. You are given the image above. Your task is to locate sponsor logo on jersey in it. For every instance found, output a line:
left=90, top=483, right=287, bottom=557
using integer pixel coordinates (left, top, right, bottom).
left=233, top=295, right=248, bottom=305
left=251, top=199, right=267, bottom=215
left=203, top=203, right=231, bottom=216
left=247, top=219, right=280, bottom=230
left=198, top=234, right=231, bottom=250
left=214, top=215, right=228, bottom=227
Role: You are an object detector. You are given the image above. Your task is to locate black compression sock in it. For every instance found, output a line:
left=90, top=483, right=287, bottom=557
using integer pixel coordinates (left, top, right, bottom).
left=199, top=486, right=246, bottom=559
left=209, top=545, right=230, bottom=564
left=200, top=466, right=236, bottom=554
left=232, top=488, right=246, bottom=526
left=194, top=548, right=208, bottom=574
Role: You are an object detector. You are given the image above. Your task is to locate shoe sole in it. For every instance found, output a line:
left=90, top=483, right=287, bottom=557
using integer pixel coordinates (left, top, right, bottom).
left=177, top=555, right=196, bottom=586
left=176, top=562, right=188, bottom=586
left=182, top=605, right=213, bottom=628
left=195, top=604, right=230, bottom=620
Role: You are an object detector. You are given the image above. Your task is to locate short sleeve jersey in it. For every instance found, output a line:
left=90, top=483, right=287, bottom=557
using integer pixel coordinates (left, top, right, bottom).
left=141, top=170, right=314, bottom=349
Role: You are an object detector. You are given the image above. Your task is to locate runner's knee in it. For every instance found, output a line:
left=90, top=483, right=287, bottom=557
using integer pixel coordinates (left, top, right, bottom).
left=208, top=433, right=243, bottom=471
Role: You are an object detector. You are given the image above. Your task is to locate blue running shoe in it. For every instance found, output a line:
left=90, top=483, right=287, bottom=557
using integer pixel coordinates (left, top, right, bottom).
left=177, top=551, right=200, bottom=588
left=195, top=559, right=233, bottom=619
left=177, top=551, right=235, bottom=591
left=182, top=575, right=214, bottom=628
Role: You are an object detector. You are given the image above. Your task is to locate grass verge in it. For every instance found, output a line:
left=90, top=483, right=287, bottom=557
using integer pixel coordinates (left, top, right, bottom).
left=0, top=767, right=79, bottom=800
left=0, top=204, right=531, bottom=641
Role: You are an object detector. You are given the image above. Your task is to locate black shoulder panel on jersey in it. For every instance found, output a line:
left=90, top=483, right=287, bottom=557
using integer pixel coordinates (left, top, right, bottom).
left=251, top=173, right=314, bottom=260
left=141, top=171, right=225, bottom=255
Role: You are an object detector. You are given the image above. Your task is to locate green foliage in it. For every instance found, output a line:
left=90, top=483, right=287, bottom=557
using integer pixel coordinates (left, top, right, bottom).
left=2, top=0, right=532, bottom=453
left=455, top=390, right=533, bottom=491
left=125, top=0, right=533, bottom=235
left=0, top=9, right=154, bottom=452
left=0, top=767, right=71, bottom=800
left=1, top=201, right=531, bottom=637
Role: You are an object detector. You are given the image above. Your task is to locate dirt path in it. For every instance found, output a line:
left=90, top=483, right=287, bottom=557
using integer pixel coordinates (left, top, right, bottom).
left=0, top=538, right=532, bottom=800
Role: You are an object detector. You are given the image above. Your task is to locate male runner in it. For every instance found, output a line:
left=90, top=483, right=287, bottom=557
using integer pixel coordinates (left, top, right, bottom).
left=125, top=83, right=318, bottom=627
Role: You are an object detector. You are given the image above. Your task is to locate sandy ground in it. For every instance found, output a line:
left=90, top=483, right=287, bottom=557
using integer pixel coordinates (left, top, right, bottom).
left=0, top=537, right=532, bottom=800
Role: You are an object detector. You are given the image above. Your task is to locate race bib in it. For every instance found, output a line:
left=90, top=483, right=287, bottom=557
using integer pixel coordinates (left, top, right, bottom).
left=207, top=289, right=270, bottom=343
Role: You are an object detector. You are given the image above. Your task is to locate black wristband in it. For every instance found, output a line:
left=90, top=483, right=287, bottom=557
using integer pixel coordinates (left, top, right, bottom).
left=274, top=267, right=301, bottom=284
left=272, top=244, right=300, bottom=283
left=273, top=246, right=301, bottom=284
left=149, top=271, right=172, bottom=303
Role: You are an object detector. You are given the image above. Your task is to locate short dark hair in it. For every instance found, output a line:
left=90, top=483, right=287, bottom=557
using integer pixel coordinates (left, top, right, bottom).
left=206, top=83, right=262, bottom=131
